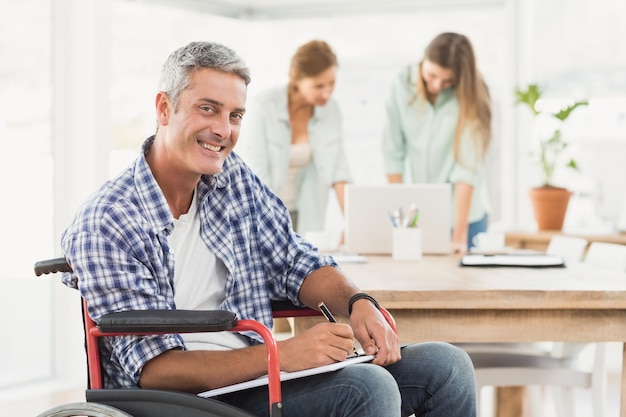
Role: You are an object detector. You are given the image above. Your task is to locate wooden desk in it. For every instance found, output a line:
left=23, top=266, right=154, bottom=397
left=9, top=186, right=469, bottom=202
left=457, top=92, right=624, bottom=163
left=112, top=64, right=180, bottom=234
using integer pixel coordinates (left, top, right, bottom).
left=294, top=255, right=626, bottom=416
left=506, top=230, right=626, bottom=251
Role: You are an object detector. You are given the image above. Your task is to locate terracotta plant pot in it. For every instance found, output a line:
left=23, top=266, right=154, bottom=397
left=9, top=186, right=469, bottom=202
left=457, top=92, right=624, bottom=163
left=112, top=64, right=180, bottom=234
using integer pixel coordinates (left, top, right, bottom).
left=529, top=187, right=572, bottom=230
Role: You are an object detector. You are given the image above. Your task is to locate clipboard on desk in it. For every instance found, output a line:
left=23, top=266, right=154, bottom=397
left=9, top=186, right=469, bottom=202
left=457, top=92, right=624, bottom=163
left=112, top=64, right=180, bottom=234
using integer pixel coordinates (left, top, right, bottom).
left=460, top=253, right=566, bottom=268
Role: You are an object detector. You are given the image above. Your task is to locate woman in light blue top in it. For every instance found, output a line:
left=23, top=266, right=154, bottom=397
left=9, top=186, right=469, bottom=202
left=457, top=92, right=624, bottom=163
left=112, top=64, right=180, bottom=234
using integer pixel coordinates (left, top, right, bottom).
left=382, top=32, right=492, bottom=253
left=240, top=40, right=352, bottom=236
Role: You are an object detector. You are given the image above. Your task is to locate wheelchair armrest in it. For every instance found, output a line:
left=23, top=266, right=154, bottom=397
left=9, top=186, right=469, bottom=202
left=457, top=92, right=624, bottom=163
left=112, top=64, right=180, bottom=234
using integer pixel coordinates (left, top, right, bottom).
left=97, top=310, right=237, bottom=333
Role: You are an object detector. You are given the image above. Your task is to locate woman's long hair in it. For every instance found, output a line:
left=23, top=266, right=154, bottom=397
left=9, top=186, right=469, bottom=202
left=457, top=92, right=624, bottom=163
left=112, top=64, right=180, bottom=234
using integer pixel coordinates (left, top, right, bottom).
left=415, top=32, right=491, bottom=168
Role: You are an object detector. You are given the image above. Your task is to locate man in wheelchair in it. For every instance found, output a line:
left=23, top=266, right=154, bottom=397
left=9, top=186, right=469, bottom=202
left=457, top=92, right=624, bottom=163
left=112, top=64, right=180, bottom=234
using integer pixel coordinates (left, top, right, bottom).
left=59, top=41, right=476, bottom=417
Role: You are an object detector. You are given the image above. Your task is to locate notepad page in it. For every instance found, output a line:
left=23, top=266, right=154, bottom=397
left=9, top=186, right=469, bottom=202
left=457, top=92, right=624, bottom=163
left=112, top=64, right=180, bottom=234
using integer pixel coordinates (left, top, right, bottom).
left=198, top=354, right=375, bottom=398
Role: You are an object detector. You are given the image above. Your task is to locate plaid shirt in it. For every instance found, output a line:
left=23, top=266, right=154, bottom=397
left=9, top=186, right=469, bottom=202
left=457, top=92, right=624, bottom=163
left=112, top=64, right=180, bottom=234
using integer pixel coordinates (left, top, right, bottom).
left=61, top=136, right=337, bottom=388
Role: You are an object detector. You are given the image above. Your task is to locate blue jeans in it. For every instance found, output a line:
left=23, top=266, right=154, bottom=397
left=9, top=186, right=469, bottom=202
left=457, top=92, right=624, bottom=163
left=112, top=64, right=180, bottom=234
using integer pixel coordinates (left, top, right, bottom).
left=467, top=214, right=488, bottom=250
left=217, top=342, right=476, bottom=417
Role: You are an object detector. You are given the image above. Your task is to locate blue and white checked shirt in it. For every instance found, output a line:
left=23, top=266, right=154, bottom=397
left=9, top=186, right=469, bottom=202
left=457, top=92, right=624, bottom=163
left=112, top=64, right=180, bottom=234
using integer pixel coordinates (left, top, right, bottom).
left=61, top=136, right=338, bottom=388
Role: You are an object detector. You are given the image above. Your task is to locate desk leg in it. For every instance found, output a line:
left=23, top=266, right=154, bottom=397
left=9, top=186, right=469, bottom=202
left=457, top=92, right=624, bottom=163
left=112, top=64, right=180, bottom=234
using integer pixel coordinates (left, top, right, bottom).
left=621, top=343, right=626, bottom=417
left=496, top=387, right=527, bottom=417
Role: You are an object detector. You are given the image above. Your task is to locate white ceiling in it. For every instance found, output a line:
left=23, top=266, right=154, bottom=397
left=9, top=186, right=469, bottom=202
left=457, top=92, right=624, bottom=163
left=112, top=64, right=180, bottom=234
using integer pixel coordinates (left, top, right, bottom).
left=130, top=0, right=503, bottom=20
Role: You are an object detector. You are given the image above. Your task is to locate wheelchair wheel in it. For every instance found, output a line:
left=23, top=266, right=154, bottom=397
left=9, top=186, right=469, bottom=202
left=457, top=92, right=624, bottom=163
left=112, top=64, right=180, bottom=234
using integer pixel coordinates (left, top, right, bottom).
left=36, top=401, right=133, bottom=417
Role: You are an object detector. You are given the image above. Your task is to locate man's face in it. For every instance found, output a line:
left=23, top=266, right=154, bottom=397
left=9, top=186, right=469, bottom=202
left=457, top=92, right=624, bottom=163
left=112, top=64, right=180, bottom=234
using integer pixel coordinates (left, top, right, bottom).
left=421, top=59, right=455, bottom=96
left=157, top=68, right=247, bottom=176
left=294, top=66, right=336, bottom=107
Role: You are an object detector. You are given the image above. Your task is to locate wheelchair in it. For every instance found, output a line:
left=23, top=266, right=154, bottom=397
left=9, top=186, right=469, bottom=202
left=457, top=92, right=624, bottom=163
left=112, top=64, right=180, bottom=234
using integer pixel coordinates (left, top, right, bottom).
left=34, top=257, right=396, bottom=417
left=34, top=257, right=318, bottom=417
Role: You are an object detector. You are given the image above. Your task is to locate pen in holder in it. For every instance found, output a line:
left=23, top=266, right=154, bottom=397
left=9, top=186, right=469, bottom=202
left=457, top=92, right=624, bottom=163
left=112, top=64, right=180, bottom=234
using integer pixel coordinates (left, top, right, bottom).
left=389, top=204, right=422, bottom=261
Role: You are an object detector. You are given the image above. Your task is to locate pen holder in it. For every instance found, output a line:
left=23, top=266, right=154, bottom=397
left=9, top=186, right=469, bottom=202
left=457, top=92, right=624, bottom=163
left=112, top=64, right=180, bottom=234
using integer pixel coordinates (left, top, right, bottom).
left=392, top=227, right=422, bottom=261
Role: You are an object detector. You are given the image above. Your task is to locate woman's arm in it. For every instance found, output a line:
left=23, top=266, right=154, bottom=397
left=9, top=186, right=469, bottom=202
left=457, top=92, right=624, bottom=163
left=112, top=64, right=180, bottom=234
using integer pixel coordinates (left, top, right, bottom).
left=386, top=174, right=403, bottom=183
left=381, top=69, right=411, bottom=180
left=451, top=182, right=473, bottom=253
left=333, top=181, right=347, bottom=213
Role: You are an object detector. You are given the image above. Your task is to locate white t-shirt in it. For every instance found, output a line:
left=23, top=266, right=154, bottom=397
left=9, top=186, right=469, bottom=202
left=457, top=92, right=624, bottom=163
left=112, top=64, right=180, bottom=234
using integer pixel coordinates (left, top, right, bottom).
left=168, top=189, right=249, bottom=351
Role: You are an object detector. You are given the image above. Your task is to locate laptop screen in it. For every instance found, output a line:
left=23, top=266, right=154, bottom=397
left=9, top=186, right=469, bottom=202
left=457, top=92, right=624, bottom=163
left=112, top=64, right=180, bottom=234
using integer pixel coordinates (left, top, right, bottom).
left=344, top=183, right=452, bottom=255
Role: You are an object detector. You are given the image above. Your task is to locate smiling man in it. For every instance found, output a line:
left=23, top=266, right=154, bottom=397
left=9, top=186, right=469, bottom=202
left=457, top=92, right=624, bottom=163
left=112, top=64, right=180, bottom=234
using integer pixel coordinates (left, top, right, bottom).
left=60, top=41, right=477, bottom=417
left=148, top=63, right=247, bottom=218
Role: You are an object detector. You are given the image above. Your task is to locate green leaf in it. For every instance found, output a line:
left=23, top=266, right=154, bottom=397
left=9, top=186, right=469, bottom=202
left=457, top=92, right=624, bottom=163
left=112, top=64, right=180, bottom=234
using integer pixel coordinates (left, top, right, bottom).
left=553, top=100, right=588, bottom=121
left=514, top=84, right=542, bottom=115
left=566, top=159, right=579, bottom=170
left=514, top=83, right=586, bottom=187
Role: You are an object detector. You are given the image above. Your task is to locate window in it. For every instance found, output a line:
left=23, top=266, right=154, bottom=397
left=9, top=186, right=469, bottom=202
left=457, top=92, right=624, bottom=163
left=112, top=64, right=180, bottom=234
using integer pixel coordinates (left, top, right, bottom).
left=525, top=0, right=626, bottom=231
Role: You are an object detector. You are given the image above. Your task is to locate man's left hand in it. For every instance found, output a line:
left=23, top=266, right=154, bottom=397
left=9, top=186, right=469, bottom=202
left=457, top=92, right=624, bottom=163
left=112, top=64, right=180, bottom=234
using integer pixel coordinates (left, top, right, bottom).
left=349, top=299, right=401, bottom=366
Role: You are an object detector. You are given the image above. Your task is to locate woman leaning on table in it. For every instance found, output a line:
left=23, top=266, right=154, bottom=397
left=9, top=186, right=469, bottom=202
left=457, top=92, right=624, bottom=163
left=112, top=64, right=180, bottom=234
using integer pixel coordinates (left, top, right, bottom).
left=381, top=32, right=492, bottom=254
left=239, top=40, right=352, bottom=236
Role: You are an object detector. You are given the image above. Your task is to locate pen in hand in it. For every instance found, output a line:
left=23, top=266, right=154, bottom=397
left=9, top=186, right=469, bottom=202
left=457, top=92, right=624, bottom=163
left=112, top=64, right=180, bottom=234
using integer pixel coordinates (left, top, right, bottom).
left=317, top=301, right=359, bottom=357
left=318, top=301, right=337, bottom=323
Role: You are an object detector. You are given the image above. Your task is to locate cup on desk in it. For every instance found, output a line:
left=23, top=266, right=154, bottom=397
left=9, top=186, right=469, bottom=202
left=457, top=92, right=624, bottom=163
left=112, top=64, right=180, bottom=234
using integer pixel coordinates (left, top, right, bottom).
left=472, top=232, right=506, bottom=252
left=392, top=227, right=422, bottom=261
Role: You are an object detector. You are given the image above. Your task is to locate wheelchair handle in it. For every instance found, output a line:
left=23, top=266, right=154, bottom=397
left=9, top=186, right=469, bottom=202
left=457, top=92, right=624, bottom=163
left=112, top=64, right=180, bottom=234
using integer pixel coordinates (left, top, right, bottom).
left=34, top=257, right=72, bottom=276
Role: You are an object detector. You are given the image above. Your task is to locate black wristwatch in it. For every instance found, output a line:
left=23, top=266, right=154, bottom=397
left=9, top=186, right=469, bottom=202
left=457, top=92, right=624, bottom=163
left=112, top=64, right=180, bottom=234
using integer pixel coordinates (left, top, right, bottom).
left=348, top=293, right=380, bottom=315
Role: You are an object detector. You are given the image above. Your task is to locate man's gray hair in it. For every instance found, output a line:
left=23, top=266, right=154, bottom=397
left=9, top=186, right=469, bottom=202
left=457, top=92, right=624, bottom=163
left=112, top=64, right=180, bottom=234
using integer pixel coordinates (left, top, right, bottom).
left=159, top=41, right=251, bottom=108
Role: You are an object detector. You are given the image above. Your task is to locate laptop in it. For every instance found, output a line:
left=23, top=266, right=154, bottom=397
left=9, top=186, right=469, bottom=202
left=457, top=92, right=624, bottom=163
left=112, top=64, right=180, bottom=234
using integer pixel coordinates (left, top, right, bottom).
left=344, top=183, right=452, bottom=255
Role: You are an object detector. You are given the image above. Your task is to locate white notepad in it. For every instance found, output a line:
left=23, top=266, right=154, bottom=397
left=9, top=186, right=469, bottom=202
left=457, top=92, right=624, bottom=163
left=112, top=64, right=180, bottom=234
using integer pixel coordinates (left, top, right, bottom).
left=460, top=254, right=566, bottom=268
left=326, top=253, right=368, bottom=264
left=199, top=354, right=375, bottom=398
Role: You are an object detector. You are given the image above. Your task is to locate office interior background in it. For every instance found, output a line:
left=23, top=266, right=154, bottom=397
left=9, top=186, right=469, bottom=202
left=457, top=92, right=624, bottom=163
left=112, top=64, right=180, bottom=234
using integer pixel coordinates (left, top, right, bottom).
left=1, top=0, right=626, bottom=413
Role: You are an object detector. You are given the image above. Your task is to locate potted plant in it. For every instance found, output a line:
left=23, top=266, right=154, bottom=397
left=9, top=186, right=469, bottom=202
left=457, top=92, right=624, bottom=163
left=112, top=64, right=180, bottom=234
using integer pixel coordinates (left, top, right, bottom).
left=515, top=84, right=588, bottom=230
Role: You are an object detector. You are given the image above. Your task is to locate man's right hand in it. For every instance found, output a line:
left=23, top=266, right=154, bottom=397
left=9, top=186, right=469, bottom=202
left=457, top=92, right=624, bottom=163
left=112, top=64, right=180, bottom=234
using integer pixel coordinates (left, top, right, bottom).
left=277, top=322, right=356, bottom=372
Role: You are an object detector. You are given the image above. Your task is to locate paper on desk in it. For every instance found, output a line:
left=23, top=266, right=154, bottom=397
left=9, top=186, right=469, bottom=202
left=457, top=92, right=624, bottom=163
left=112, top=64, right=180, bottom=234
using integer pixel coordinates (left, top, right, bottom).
left=460, top=254, right=566, bottom=268
left=198, top=354, right=375, bottom=398
left=328, top=253, right=368, bottom=264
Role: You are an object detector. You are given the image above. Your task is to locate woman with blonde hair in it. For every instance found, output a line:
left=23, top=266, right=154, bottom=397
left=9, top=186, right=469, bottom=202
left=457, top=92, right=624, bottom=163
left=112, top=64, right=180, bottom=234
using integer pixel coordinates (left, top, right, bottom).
left=382, top=32, right=492, bottom=253
left=240, top=40, right=352, bottom=237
